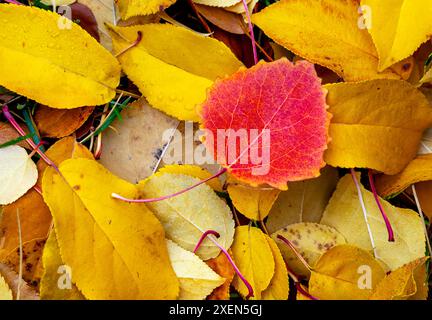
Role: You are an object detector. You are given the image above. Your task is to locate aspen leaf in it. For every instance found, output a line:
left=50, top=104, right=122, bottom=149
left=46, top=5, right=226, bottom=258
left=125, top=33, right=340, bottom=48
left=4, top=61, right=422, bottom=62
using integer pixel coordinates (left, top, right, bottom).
left=321, top=173, right=426, bottom=271
left=266, top=166, right=339, bottom=233
left=0, top=274, right=13, bottom=300
left=415, top=181, right=432, bottom=220
left=0, top=4, right=120, bottom=109
left=370, top=257, right=429, bottom=300
left=272, top=223, right=346, bottom=278
left=206, top=250, right=235, bottom=300
left=107, top=23, right=243, bottom=121
left=324, top=80, right=432, bottom=174
left=34, top=105, right=95, bottom=138
left=0, top=263, right=39, bottom=300
left=40, top=231, right=85, bottom=300
left=0, top=145, right=37, bottom=205
left=261, top=235, right=289, bottom=300
left=41, top=0, right=75, bottom=5
left=0, top=122, right=28, bottom=149
left=42, top=158, right=179, bottom=299
left=361, top=0, right=432, bottom=71
left=227, top=176, right=280, bottom=221
left=158, top=164, right=223, bottom=192
left=231, top=226, right=275, bottom=299
left=309, top=245, right=386, bottom=300
left=376, top=154, right=432, bottom=197
left=137, top=173, right=234, bottom=260
left=117, top=0, right=177, bottom=20
left=252, top=0, right=404, bottom=82
left=200, top=59, right=330, bottom=190
left=166, top=239, right=225, bottom=300
left=225, top=0, right=258, bottom=14
left=195, top=4, right=245, bottom=35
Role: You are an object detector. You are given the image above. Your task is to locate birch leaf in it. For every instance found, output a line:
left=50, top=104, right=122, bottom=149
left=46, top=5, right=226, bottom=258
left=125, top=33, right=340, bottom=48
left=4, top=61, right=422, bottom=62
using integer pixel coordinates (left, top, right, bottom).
left=137, top=173, right=234, bottom=260
left=361, top=0, right=432, bottom=71
left=166, top=239, right=225, bottom=300
left=0, top=145, right=37, bottom=205
left=252, top=0, right=405, bottom=82
left=309, top=245, right=386, bottom=300
left=42, top=158, right=179, bottom=299
left=231, top=226, right=275, bottom=299
left=0, top=4, right=120, bottom=109
left=321, top=173, right=426, bottom=271
left=324, top=80, right=432, bottom=175
left=107, top=23, right=243, bottom=121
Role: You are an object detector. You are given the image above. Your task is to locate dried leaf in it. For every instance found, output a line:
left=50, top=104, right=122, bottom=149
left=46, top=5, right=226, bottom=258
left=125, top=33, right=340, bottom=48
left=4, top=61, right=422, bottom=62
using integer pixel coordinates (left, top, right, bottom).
left=206, top=250, right=235, bottom=300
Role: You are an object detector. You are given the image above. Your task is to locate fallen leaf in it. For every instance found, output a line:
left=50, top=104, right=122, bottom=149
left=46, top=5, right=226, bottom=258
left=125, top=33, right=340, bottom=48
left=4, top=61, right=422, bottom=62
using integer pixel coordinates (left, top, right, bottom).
left=107, top=23, right=243, bottom=121
left=309, top=245, right=386, bottom=300
left=266, top=166, right=339, bottom=233
left=415, top=181, right=432, bottom=220
left=324, top=80, right=432, bottom=174
left=0, top=145, right=37, bottom=205
left=193, top=0, right=241, bottom=7
left=167, top=239, right=225, bottom=300
left=0, top=273, right=13, bottom=300
left=252, top=0, right=404, bottom=81
left=321, top=173, right=425, bottom=271
left=376, top=154, right=432, bottom=197
left=116, top=0, right=177, bottom=20
left=361, top=0, right=432, bottom=71
left=0, top=263, right=39, bottom=300
left=231, top=226, right=275, bottom=299
left=34, top=105, right=95, bottom=138
left=99, top=98, right=179, bottom=183
left=0, top=4, right=120, bottom=109
left=196, top=4, right=245, bottom=35
left=227, top=176, right=280, bottom=221
left=137, top=173, right=234, bottom=260
left=206, top=250, right=235, bottom=300
left=261, top=235, right=289, bottom=300
left=370, top=257, right=429, bottom=300
left=200, top=59, right=330, bottom=190
left=0, top=122, right=28, bottom=149
left=42, top=158, right=179, bottom=299
left=272, top=222, right=346, bottom=278
left=40, top=231, right=85, bottom=300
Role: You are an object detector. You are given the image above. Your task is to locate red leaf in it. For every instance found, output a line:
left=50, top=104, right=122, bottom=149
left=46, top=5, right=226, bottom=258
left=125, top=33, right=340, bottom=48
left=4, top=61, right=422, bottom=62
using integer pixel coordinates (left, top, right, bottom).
left=199, top=58, right=330, bottom=190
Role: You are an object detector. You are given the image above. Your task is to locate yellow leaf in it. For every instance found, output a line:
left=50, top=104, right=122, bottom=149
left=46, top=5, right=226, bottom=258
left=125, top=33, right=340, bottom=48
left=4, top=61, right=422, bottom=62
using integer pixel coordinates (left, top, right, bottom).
left=309, top=245, right=386, bottom=300
left=324, top=80, right=432, bottom=174
left=266, top=166, right=339, bottom=233
left=166, top=239, right=225, bottom=300
left=0, top=146, right=37, bottom=205
left=376, top=154, right=432, bottom=197
left=370, top=257, right=429, bottom=300
left=41, top=0, right=75, bottom=5
left=40, top=231, right=85, bottom=300
left=252, top=0, right=403, bottom=81
left=272, top=223, right=346, bottom=278
left=158, top=164, right=223, bottom=192
left=231, top=226, right=275, bottom=299
left=0, top=274, right=13, bottom=300
left=361, top=0, right=432, bottom=71
left=227, top=176, right=280, bottom=221
left=193, top=0, right=241, bottom=7
left=321, top=173, right=425, bottom=271
left=261, top=235, right=289, bottom=300
left=107, top=23, right=243, bottom=121
left=137, top=173, right=234, bottom=260
left=117, top=0, right=177, bottom=20
left=42, top=158, right=179, bottom=299
left=206, top=250, right=235, bottom=300
left=0, top=4, right=120, bottom=109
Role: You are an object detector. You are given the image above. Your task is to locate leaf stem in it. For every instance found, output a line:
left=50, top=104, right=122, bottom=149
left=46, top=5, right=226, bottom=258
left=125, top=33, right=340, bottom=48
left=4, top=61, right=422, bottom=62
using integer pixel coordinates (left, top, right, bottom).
left=241, top=0, right=258, bottom=64
left=112, top=168, right=228, bottom=203
left=368, top=170, right=394, bottom=242
left=276, top=234, right=312, bottom=272
left=194, top=229, right=254, bottom=299
left=193, top=230, right=220, bottom=253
